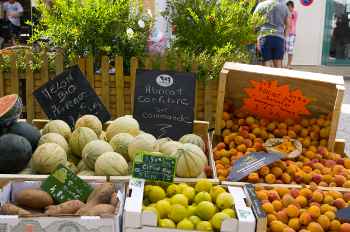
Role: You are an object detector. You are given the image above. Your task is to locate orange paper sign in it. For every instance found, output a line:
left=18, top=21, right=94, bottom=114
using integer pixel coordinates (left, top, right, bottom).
left=241, top=80, right=311, bottom=120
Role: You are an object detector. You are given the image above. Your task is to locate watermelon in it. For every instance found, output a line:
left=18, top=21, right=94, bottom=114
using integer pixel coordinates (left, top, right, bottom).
left=0, top=134, right=32, bottom=173
left=0, top=94, right=23, bottom=127
left=8, top=121, right=41, bottom=150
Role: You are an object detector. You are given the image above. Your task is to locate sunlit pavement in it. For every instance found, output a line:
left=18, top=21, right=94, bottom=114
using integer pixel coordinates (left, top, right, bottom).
left=337, top=79, right=350, bottom=154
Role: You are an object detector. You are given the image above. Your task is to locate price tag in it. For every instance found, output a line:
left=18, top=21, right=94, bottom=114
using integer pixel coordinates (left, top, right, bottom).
left=227, top=152, right=283, bottom=182
left=132, top=152, right=176, bottom=183
left=41, top=164, right=93, bottom=203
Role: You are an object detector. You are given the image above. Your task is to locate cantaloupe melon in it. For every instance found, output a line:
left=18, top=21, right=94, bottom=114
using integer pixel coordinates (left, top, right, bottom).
left=75, top=115, right=103, bottom=137
left=106, top=116, right=140, bottom=141
left=69, top=127, right=98, bottom=157
left=179, top=134, right=205, bottom=151
left=128, top=133, right=156, bottom=160
left=82, top=140, right=114, bottom=170
left=95, top=152, right=129, bottom=176
left=42, top=120, right=72, bottom=141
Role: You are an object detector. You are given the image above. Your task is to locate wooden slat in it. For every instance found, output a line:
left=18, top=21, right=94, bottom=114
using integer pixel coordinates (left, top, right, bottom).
left=176, top=58, right=183, bottom=71
left=215, top=69, right=229, bottom=135
left=191, top=62, right=198, bottom=119
left=55, top=50, right=64, bottom=75
left=101, top=56, right=110, bottom=109
left=115, top=56, right=125, bottom=117
left=78, top=57, right=86, bottom=75
left=25, top=52, right=34, bottom=122
left=329, top=85, right=345, bottom=151
left=144, top=57, right=152, bottom=69
left=130, top=57, right=138, bottom=113
left=334, top=139, right=346, bottom=155
left=160, top=57, right=167, bottom=71
left=86, top=55, right=94, bottom=87
left=41, top=50, right=49, bottom=82
left=204, top=80, right=212, bottom=122
left=0, top=55, right=4, bottom=97
left=10, top=53, right=19, bottom=94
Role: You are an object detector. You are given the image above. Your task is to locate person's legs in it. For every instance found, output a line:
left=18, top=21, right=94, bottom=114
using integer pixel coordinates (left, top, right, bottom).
left=260, top=36, right=273, bottom=66
left=8, top=22, right=20, bottom=45
left=271, top=36, right=285, bottom=68
left=286, top=35, right=295, bottom=68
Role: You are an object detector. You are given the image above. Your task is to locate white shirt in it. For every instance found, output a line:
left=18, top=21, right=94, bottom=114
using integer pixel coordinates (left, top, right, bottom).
left=3, top=1, right=23, bottom=26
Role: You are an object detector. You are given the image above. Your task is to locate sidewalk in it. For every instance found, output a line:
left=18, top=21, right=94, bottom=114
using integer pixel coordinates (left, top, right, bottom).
left=336, top=80, right=350, bottom=154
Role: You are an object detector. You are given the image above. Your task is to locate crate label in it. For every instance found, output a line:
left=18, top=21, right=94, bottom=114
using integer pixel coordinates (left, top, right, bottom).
left=41, top=164, right=93, bottom=203
left=33, top=65, right=111, bottom=127
left=132, top=152, right=176, bottom=182
left=228, top=152, right=283, bottom=181
left=133, top=69, right=196, bottom=140
left=241, top=80, right=311, bottom=120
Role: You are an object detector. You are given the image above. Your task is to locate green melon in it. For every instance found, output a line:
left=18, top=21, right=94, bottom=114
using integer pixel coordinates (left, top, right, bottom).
left=38, top=133, right=69, bottom=154
left=82, top=140, right=114, bottom=170
left=106, top=116, right=140, bottom=141
left=77, top=170, right=95, bottom=176
left=0, top=134, right=32, bottom=173
left=95, top=151, right=129, bottom=176
left=0, top=94, right=23, bottom=127
left=159, top=141, right=182, bottom=156
left=179, top=134, right=205, bottom=151
left=109, top=133, right=134, bottom=160
left=42, top=120, right=72, bottom=141
left=75, top=115, right=103, bottom=137
left=128, top=133, right=156, bottom=160
left=69, top=127, right=98, bottom=157
left=32, top=143, right=67, bottom=174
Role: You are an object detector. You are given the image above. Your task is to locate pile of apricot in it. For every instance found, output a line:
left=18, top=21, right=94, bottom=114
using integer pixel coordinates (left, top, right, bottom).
left=257, top=186, right=350, bottom=232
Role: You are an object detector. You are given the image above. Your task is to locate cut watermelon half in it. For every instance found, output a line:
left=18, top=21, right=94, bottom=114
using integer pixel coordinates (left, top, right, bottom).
left=0, top=94, right=23, bottom=127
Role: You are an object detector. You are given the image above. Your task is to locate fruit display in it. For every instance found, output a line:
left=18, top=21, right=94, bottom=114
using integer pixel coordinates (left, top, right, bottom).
left=256, top=185, right=350, bottom=232
left=142, top=179, right=236, bottom=231
left=0, top=182, right=120, bottom=217
left=213, top=99, right=350, bottom=186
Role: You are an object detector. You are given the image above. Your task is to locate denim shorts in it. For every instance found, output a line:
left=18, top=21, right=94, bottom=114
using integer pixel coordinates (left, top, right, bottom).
left=259, top=36, right=285, bottom=61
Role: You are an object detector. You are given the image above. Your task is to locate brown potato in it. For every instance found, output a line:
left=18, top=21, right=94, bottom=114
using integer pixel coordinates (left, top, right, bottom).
left=78, top=204, right=115, bottom=216
left=16, top=189, right=54, bottom=209
left=45, top=200, right=85, bottom=215
left=0, top=203, right=31, bottom=215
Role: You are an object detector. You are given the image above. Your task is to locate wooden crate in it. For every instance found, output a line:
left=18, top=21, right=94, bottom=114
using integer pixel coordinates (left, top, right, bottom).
left=0, top=119, right=217, bottom=181
left=215, top=62, right=345, bottom=151
left=0, top=52, right=218, bottom=127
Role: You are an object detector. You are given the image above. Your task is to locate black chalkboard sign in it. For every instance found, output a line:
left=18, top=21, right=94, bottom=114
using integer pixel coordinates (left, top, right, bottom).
left=228, top=152, right=283, bottom=181
left=133, top=69, right=196, bottom=140
left=41, top=164, right=93, bottom=203
left=33, top=66, right=111, bottom=127
left=132, top=152, right=176, bottom=183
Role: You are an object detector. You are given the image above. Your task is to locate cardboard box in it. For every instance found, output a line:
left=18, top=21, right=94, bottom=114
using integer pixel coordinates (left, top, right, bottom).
left=0, top=180, right=125, bottom=232
left=123, top=179, right=255, bottom=232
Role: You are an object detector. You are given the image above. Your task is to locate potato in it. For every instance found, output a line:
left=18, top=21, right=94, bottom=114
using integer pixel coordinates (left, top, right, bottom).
left=110, top=192, right=119, bottom=207
left=16, top=189, right=54, bottom=209
left=78, top=204, right=115, bottom=216
left=45, top=200, right=85, bottom=215
left=0, top=203, right=31, bottom=215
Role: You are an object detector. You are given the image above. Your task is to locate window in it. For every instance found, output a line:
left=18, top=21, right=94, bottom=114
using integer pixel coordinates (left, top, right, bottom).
left=322, top=0, right=350, bottom=65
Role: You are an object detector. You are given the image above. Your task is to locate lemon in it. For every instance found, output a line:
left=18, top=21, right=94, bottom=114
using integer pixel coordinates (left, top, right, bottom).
left=189, top=215, right=201, bottom=226
left=211, top=212, right=230, bottom=230
left=170, top=194, right=189, bottom=207
left=222, top=208, right=236, bottom=218
left=148, top=186, right=166, bottom=203
left=187, top=204, right=197, bottom=216
left=159, top=219, right=176, bottom=228
left=195, top=179, right=213, bottom=193
left=196, top=221, right=213, bottom=231
left=168, top=204, right=187, bottom=223
left=210, top=186, right=226, bottom=202
left=166, top=184, right=178, bottom=197
left=194, top=191, right=212, bottom=204
left=155, top=199, right=171, bottom=218
left=196, top=201, right=216, bottom=220
left=183, top=186, right=196, bottom=202
left=216, top=192, right=234, bottom=209
left=177, top=218, right=194, bottom=230
left=177, top=183, right=189, bottom=193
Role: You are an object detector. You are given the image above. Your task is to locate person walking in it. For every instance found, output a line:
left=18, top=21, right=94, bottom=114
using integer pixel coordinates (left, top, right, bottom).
left=254, top=0, right=290, bottom=68
left=286, top=1, right=298, bottom=68
left=3, top=0, right=23, bottom=45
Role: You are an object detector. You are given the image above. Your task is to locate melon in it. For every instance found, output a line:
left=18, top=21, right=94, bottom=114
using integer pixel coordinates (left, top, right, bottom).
left=128, top=133, right=156, bottom=160
left=69, top=127, right=98, bottom=157
left=106, top=116, right=140, bottom=141
left=38, top=133, right=69, bottom=154
left=75, top=115, right=103, bottom=137
left=82, top=140, right=114, bottom=170
left=77, top=160, right=88, bottom=171
left=32, top=143, right=67, bottom=174
left=159, top=141, right=182, bottom=156
left=19, top=167, right=35, bottom=174
left=154, top=138, right=172, bottom=151
left=171, top=143, right=208, bottom=178
left=109, top=133, right=134, bottom=160
left=8, top=121, right=41, bottom=150
left=99, top=131, right=107, bottom=141
left=65, top=161, right=78, bottom=174
left=0, top=134, right=32, bottom=173
left=0, top=94, right=23, bottom=127
left=42, top=120, right=72, bottom=141
left=179, top=134, right=205, bottom=151
left=77, top=170, right=95, bottom=176
left=95, top=152, right=129, bottom=176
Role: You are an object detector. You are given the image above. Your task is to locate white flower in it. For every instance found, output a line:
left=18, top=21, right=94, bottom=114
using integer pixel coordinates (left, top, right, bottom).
left=138, top=19, right=145, bottom=28
left=127, top=28, right=134, bottom=38
left=147, top=9, right=153, bottom=18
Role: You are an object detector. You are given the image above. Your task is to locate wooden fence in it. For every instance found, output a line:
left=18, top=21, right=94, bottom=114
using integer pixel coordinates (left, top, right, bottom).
left=0, top=52, right=219, bottom=127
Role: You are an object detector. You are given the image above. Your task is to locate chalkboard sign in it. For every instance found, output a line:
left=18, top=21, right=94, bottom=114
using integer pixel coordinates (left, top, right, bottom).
left=132, top=152, right=176, bottom=183
left=33, top=66, right=111, bottom=127
left=133, top=70, right=196, bottom=140
left=41, top=164, right=93, bottom=203
left=228, top=152, right=283, bottom=181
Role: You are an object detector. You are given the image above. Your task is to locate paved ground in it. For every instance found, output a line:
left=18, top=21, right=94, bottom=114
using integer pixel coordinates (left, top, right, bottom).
left=336, top=79, right=350, bottom=154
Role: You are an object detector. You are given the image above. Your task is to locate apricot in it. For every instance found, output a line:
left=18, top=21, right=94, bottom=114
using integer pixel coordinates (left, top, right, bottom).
left=317, top=215, right=330, bottom=230
left=344, top=159, right=350, bottom=169
left=333, top=198, right=347, bottom=209
left=300, top=212, right=313, bottom=225
left=256, top=191, right=268, bottom=201
left=288, top=130, right=297, bottom=138
left=307, top=205, right=321, bottom=219
left=276, top=188, right=290, bottom=198
left=282, top=194, right=295, bottom=207
left=236, top=144, right=247, bottom=153
left=262, top=202, right=274, bottom=213
left=247, top=172, right=259, bottom=183
left=271, top=167, right=283, bottom=178
left=245, top=116, right=255, bottom=125
left=305, top=151, right=316, bottom=159
left=275, top=209, right=289, bottom=224
left=312, top=191, right=324, bottom=203
left=322, top=174, right=333, bottom=184
left=265, top=174, right=276, bottom=184
left=343, top=192, right=350, bottom=202
left=329, top=191, right=343, bottom=200
left=296, top=195, right=308, bottom=207
left=286, top=205, right=300, bottom=218
left=288, top=218, right=300, bottom=231
left=270, top=220, right=287, bottom=232
left=234, top=136, right=244, bottom=145
left=340, top=223, right=350, bottom=232
left=330, top=220, right=341, bottom=231
left=344, top=181, right=350, bottom=188
left=321, top=204, right=335, bottom=214
left=281, top=173, right=292, bottom=184
left=334, top=175, right=346, bottom=187
left=222, top=129, right=231, bottom=137
left=272, top=200, right=283, bottom=211
left=307, top=222, right=324, bottom=232
left=222, top=112, right=231, bottom=120
left=324, top=211, right=336, bottom=221
left=243, top=138, right=253, bottom=147
left=268, top=190, right=280, bottom=201
left=301, top=119, right=309, bottom=127
left=267, top=213, right=277, bottom=224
